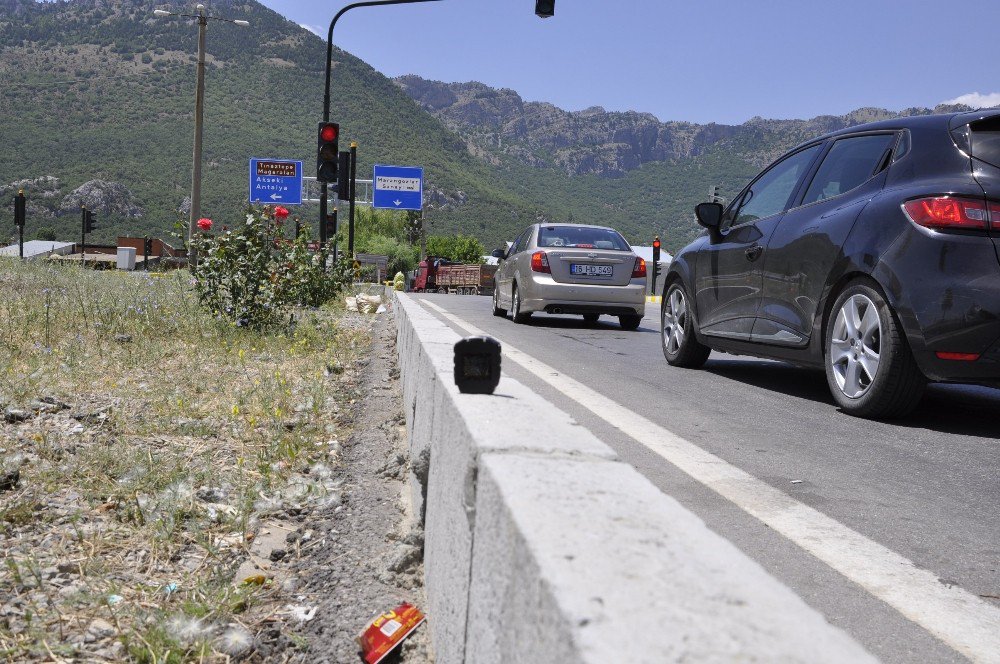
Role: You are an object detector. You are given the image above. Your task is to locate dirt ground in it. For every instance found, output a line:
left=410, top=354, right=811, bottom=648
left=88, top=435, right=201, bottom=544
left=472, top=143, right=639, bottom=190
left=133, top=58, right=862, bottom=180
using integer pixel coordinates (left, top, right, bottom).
left=278, top=309, right=432, bottom=663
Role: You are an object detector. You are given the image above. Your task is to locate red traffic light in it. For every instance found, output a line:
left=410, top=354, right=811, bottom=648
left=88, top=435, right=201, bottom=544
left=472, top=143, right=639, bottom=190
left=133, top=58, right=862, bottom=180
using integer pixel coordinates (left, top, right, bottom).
left=320, top=124, right=338, bottom=142
left=653, top=238, right=661, bottom=249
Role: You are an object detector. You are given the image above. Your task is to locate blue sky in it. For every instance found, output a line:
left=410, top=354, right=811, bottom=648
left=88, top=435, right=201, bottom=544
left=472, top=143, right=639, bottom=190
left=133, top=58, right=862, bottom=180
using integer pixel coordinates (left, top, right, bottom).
left=257, top=0, right=1000, bottom=125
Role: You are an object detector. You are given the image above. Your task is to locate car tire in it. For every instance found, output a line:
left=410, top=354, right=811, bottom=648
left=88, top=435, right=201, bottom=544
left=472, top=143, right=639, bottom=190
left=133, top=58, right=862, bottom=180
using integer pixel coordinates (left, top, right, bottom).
left=583, top=313, right=600, bottom=324
left=492, top=289, right=506, bottom=317
left=619, top=314, right=642, bottom=331
left=511, top=284, right=531, bottom=324
left=661, top=281, right=710, bottom=368
left=824, top=280, right=925, bottom=418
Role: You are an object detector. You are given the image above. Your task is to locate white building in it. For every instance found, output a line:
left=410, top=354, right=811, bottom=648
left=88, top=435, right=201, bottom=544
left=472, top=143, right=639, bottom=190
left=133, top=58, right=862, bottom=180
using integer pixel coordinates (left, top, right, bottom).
left=0, top=240, right=76, bottom=260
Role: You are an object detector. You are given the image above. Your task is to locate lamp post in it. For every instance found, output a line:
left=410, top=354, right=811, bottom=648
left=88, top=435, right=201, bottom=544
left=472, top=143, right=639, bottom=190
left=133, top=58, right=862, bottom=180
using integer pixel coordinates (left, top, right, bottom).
left=153, top=5, right=249, bottom=269
left=318, top=1, right=554, bottom=245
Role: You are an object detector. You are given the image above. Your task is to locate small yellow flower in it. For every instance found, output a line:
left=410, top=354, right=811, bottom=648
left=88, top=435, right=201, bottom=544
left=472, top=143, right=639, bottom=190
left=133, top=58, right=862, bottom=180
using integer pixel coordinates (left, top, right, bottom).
left=238, top=349, right=245, bottom=360
left=232, top=405, right=239, bottom=416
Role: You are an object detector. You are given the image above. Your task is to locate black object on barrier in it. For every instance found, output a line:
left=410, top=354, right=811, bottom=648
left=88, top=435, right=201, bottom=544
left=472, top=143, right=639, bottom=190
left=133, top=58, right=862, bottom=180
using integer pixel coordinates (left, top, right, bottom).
left=454, top=336, right=502, bottom=395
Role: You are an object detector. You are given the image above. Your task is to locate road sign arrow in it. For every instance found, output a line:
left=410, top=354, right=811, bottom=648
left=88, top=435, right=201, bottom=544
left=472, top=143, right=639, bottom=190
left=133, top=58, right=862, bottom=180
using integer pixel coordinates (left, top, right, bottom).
left=394, top=199, right=402, bottom=206
left=270, top=193, right=282, bottom=201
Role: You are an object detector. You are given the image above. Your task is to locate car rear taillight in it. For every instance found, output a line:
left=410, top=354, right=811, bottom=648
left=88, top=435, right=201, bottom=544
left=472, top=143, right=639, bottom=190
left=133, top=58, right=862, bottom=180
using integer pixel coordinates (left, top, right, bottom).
left=632, top=257, right=646, bottom=278
left=901, top=196, right=988, bottom=230
left=530, top=251, right=551, bottom=273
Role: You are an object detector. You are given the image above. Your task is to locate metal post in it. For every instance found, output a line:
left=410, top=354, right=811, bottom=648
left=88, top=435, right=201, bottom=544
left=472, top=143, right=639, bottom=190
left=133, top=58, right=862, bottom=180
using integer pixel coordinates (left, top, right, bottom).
left=348, top=142, right=357, bottom=256
left=188, top=6, right=208, bottom=270
left=16, top=190, right=25, bottom=259
left=143, top=236, right=150, bottom=271
left=80, top=206, right=86, bottom=264
left=319, top=185, right=328, bottom=246
left=419, top=210, right=427, bottom=260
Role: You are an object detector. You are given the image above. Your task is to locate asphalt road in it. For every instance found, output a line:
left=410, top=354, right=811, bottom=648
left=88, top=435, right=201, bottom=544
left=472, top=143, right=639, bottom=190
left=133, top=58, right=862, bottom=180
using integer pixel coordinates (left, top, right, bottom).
left=411, top=292, right=1000, bottom=664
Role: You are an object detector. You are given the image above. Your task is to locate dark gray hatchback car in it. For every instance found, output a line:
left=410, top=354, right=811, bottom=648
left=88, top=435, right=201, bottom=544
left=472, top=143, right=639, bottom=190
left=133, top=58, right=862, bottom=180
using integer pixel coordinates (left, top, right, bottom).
left=661, top=111, right=1000, bottom=418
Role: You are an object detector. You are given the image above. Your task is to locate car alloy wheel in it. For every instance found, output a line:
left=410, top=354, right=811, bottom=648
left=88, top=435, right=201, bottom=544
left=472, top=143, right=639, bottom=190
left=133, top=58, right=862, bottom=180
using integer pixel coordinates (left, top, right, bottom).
left=824, top=281, right=925, bottom=418
left=829, top=294, right=881, bottom=398
left=512, top=285, right=531, bottom=324
left=662, top=287, right=688, bottom=355
left=660, top=281, right=710, bottom=368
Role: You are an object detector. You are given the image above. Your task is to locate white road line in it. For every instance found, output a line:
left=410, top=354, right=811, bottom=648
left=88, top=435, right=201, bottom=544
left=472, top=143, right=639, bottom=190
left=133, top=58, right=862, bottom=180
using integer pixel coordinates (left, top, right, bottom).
left=419, top=298, right=1000, bottom=664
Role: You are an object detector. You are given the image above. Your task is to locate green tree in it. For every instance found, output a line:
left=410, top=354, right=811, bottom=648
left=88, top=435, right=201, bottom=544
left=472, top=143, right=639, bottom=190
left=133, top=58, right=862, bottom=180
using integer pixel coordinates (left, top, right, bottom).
left=34, top=227, right=57, bottom=241
left=425, top=234, right=485, bottom=264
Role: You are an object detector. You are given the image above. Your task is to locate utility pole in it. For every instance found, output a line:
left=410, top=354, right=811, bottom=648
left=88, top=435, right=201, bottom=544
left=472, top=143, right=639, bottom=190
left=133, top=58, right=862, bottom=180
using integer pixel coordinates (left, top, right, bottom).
left=153, top=5, right=249, bottom=270
left=188, top=4, right=207, bottom=270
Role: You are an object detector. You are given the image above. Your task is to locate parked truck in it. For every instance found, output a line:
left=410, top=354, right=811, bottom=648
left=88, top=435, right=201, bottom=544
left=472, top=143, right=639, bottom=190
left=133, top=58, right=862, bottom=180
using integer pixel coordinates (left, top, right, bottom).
left=412, top=257, right=498, bottom=295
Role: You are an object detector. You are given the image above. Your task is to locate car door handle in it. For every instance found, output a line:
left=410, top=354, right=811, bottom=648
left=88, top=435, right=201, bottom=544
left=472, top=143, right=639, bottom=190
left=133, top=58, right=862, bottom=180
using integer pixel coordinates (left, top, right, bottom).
left=745, top=244, right=763, bottom=261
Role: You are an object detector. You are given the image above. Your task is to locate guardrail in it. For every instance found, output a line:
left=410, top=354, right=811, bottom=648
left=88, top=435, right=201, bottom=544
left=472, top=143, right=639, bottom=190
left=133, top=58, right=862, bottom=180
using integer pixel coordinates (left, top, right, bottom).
left=394, top=292, right=874, bottom=663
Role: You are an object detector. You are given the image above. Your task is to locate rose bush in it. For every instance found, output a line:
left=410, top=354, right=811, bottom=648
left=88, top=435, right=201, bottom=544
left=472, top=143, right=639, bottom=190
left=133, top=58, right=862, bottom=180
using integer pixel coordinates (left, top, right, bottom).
left=191, top=206, right=351, bottom=329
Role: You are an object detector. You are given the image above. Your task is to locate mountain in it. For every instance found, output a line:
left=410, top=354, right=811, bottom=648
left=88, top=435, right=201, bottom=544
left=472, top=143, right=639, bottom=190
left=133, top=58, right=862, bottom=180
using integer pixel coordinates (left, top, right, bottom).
left=395, top=75, right=972, bottom=179
left=0, top=1, right=974, bottom=254
left=0, top=0, right=549, bottom=249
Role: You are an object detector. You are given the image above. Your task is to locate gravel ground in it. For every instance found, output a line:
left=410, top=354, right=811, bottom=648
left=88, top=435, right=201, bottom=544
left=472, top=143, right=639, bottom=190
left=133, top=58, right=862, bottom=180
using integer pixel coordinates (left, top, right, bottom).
left=0, top=304, right=430, bottom=663
left=281, top=307, right=432, bottom=663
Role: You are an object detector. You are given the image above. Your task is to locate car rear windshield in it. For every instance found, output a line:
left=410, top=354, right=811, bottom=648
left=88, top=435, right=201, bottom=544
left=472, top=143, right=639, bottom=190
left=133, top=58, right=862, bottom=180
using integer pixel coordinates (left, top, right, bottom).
left=969, top=116, right=1000, bottom=169
left=537, top=226, right=631, bottom=250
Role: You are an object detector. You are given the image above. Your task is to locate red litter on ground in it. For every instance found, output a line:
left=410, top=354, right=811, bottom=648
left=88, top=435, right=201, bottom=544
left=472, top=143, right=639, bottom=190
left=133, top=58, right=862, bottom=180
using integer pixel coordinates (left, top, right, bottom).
left=357, top=602, right=425, bottom=664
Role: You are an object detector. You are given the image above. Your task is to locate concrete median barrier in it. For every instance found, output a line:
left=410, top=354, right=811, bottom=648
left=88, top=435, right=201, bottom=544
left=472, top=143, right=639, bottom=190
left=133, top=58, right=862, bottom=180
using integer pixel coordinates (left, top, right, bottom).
left=394, top=293, right=874, bottom=663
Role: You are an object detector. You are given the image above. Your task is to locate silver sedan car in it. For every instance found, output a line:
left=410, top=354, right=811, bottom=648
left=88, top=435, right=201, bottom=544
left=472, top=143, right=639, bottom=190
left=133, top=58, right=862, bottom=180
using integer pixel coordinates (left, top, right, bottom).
left=492, top=223, right=647, bottom=330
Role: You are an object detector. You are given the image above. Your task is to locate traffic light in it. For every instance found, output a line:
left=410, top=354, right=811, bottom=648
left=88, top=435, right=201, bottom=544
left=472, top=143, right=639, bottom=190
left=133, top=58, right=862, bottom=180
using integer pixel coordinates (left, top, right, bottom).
left=709, top=185, right=722, bottom=203
left=82, top=207, right=96, bottom=233
left=316, top=122, right=340, bottom=182
left=14, top=190, right=25, bottom=228
left=652, top=236, right=661, bottom=264
left=337, top=150, right=351, bottom=200
left=535, top=0, right=555, bottom=18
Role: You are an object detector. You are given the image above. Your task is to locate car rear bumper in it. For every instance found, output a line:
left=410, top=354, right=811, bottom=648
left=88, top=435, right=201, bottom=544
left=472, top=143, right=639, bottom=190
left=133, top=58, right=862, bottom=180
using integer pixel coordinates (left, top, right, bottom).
left=520, top=275, right=645, bottom=315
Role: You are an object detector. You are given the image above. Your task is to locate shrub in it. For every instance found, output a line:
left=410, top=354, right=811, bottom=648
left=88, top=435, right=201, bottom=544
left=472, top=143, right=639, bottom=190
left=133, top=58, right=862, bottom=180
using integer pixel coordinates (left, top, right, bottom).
left=190, top=207, right=350, bottom=329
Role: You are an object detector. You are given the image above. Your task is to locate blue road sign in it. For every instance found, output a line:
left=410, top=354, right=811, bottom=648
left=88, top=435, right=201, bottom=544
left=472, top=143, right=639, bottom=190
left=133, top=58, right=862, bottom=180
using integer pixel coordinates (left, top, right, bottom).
left=373, top=165, right=423, bottom=211
left=249, top=158, right=303, bottom=205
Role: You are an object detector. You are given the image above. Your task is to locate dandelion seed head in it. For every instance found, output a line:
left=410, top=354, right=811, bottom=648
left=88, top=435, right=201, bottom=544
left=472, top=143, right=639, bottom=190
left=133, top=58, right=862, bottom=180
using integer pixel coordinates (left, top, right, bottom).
left=215, top=625, right=254, bottom=657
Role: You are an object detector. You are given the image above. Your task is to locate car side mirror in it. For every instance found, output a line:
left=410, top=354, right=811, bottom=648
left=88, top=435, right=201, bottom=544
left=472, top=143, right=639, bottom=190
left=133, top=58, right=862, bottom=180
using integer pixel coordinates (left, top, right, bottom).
left=695, top=202, right=724, bottom=230
left=491, top=248, right=506, bottom=259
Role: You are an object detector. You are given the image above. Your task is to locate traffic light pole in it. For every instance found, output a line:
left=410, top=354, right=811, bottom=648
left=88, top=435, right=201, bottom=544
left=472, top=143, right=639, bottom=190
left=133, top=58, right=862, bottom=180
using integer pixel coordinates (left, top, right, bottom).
left=15, top=190, right=25, bottom=259
left=319, top=0, right=443, bottom=244
left=80, top=207, right=87, bottom=264
left=348, top=142, right=357, bottom=256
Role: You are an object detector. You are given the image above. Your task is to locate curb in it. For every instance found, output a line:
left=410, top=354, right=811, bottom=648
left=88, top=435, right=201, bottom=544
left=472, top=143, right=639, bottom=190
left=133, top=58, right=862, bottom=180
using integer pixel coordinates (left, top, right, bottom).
left=394, top=292, right=874, bottom=663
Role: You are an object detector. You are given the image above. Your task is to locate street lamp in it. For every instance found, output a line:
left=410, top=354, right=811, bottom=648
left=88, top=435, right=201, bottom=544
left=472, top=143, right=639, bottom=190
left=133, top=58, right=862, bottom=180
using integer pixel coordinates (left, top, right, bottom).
left=153, top=5, right=249, bottom=269
left=317, top=0, right=555, bottom=253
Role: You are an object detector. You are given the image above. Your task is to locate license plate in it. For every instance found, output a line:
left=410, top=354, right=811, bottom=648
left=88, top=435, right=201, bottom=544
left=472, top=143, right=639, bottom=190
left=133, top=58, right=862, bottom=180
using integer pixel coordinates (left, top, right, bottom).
left=570, top=264, right=613, bottom=277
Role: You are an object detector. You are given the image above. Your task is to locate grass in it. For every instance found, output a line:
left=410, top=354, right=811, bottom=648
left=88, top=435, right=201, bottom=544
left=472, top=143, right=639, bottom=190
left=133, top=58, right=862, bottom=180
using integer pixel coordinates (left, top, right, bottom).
left=0, top=259, right=368, bottom=662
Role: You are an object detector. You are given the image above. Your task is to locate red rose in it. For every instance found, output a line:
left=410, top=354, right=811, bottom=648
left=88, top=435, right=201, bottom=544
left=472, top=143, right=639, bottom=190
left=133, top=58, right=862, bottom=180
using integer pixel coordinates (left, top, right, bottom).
left=196, top=218, right=213, bottom=231
left=274, top=206, right=290, bottom=221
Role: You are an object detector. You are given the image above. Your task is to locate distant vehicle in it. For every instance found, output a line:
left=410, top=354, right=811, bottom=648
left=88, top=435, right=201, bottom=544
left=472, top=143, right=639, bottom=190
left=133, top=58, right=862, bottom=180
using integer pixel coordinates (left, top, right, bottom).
left=492, top=223, right=646, bottom=330
left=661, top=110, right=1000, bottom=418
left=412, top=257, right=498, bottom=295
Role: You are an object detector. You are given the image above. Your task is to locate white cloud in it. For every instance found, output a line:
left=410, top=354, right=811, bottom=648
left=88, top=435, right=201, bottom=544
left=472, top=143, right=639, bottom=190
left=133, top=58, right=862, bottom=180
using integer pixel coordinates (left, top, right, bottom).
left=943, top=92, right=1000, bottom=109
left=299, top=23, right=324, bottom=37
